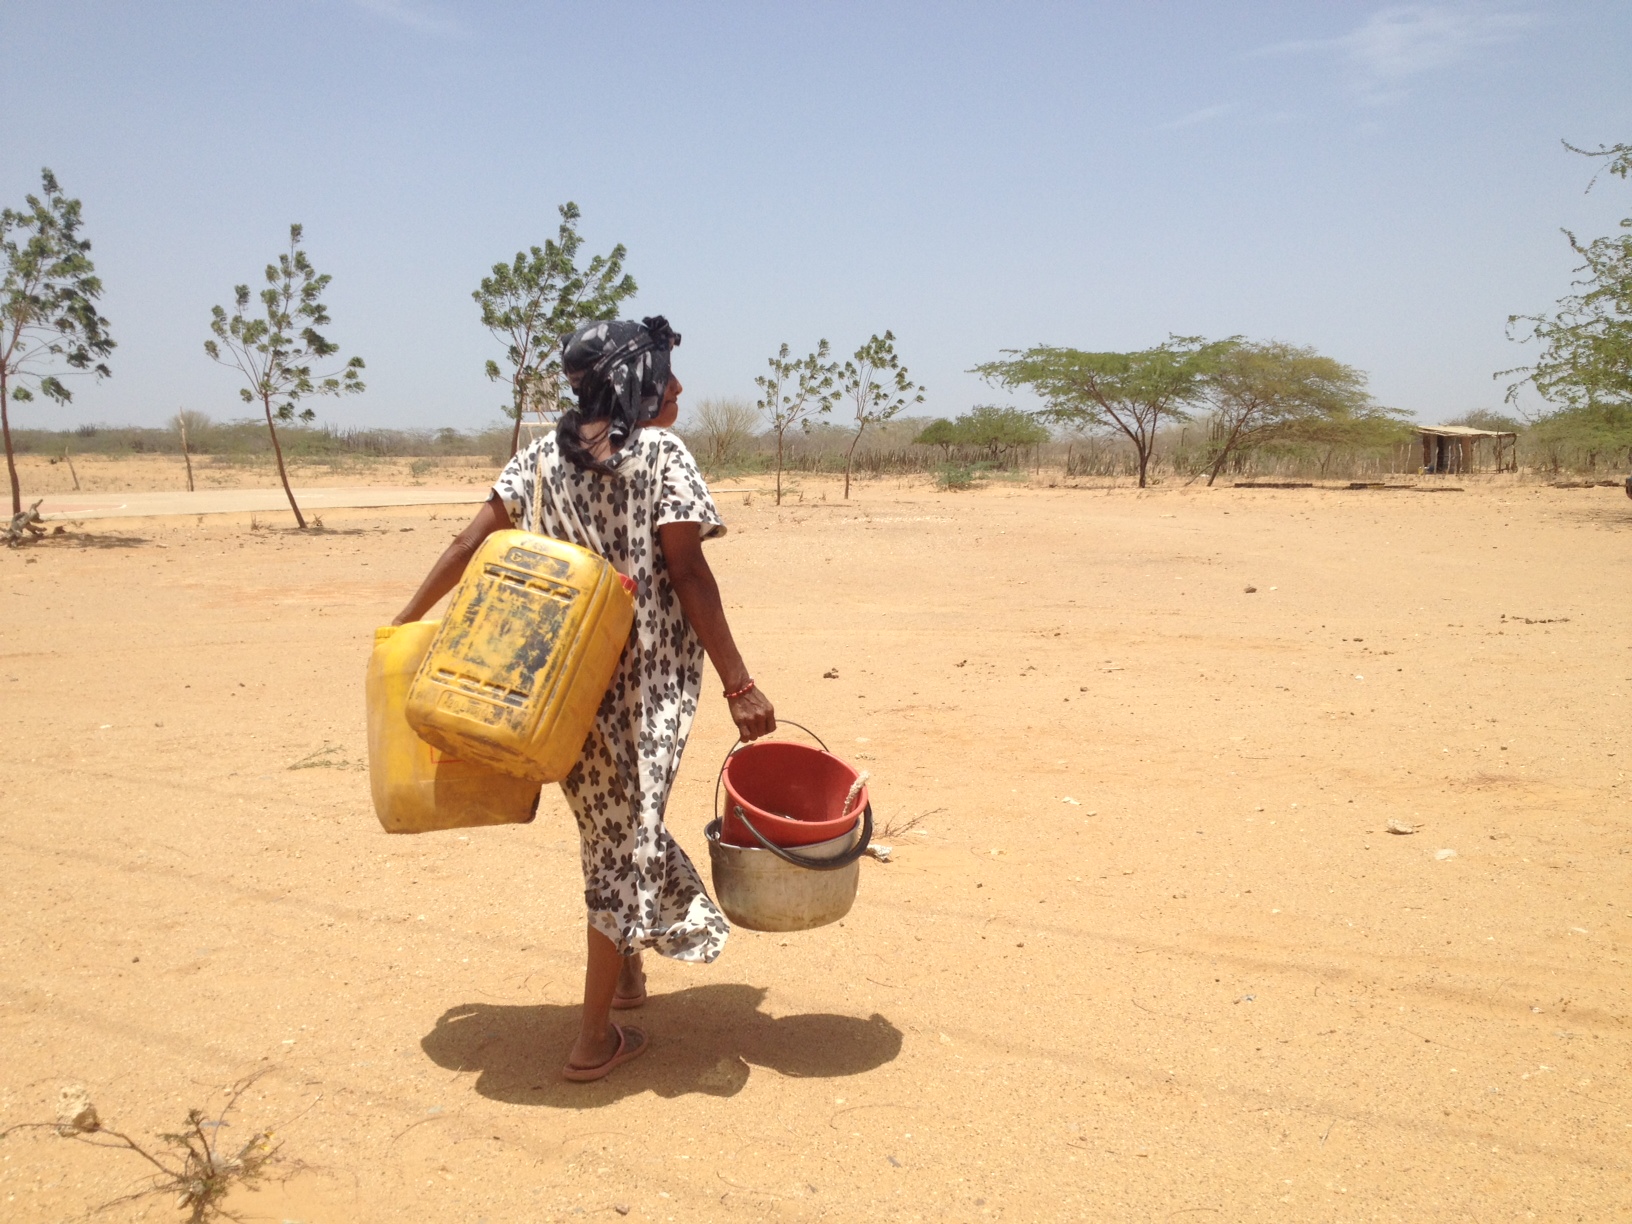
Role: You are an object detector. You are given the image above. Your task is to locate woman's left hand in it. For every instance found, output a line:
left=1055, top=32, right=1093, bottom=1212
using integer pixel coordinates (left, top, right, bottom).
left=728, top=686, right=776, bottom=742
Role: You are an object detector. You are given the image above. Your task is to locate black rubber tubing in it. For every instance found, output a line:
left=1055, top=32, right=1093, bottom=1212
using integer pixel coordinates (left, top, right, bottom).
left=712, top=720, right=875, bottom=871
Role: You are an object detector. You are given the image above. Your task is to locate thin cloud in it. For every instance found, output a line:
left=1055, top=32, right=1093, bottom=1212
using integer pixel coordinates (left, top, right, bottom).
left=1158, top=103, right=1240, bottom=131
left=351, top=0, right=462, bottom=36
left=1252, top=4, right=1533, bottom=103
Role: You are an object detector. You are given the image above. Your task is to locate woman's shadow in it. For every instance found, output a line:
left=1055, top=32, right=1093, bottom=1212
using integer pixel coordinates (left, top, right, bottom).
left=422, top=983, right=901, bottom=1108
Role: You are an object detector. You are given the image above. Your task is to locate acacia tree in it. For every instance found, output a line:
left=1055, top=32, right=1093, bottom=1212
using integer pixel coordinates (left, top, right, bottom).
left=973, top=336, right=1231, bottom=487
left=1505, top=140, right=1632, bottom=461
left=955, top=404, right=1049, bottom=466
left=915, top=406, right=1048, bottom=467
left=0, top=169, right=114, bottom=515
left=205, top=224, right=364, bottom=529
left=475, top=202, right=636, bottom=457
left=837, top=331, right=922, bottom=499
left=914, top=417, right=960, bottom=458
left=755, top=340, right=838, bottom=504
left=1196, top=341, right=1382, bottom=485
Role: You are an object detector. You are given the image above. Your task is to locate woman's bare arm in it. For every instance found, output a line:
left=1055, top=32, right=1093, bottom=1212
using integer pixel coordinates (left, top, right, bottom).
left=391, top=495, right=512, bottom=626
left=658, top=520, right=776, bottom=741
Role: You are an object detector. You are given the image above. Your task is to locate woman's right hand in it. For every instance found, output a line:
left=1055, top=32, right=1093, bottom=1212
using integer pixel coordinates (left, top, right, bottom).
left=728, top=686, right=776, bottom=742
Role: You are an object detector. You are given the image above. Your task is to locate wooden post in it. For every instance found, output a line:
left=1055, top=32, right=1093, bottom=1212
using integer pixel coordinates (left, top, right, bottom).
left=62, top=446, right=80, bottom=491
left=176, top=411, right=195, bottom=493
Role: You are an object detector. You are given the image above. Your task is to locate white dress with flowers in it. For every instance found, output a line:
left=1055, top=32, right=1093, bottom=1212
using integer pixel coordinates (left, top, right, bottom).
left=493, top=428, right=730, bottom=962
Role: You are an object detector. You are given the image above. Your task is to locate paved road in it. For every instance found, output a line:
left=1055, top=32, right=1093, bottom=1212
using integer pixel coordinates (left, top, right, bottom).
left=35, top=487, right=488, bottom=521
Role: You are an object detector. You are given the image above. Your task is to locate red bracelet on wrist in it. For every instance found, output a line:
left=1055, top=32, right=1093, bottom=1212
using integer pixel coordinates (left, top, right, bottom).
left=723, top=678, right=756, bottom=700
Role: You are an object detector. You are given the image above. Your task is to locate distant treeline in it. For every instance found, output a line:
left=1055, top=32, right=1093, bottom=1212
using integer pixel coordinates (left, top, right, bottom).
left=677, top=404, right=1627, bottom=482
left=11, top=406, right=1624, bottom=482
left=10, top=417, right=515, bottom=462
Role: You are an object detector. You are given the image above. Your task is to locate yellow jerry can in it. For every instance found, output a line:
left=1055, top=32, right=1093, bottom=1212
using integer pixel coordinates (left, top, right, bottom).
left=405, top=530, right=636, bottom=782
left=366, top=620, right=542, bottom=834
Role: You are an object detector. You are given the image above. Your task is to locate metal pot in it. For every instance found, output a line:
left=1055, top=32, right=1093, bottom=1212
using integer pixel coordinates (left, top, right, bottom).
left=705, top=816, right=862, bottom=932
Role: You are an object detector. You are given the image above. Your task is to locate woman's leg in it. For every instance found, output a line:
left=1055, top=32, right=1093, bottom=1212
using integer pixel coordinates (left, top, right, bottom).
left=568, top=924, right=644, bottom=1069
left=615, top=950, right=646, bottom=1003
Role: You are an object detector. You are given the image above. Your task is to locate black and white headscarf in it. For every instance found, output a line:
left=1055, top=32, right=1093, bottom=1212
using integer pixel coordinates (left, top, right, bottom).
left=560, top=316, right=681, bottom=452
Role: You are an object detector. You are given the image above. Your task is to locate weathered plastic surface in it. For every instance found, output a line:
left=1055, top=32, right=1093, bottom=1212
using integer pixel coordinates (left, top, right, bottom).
left=705, top=818, right=861, bottom=932
left=365, top=621, right=542, bottom=834
left=404, top=530, right=635, bottom=782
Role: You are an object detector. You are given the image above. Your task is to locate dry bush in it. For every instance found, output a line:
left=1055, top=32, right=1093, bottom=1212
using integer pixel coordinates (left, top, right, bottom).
left=687, top=396, right=761, bottom=467
left=2, top=1075, right=284, bottom=1223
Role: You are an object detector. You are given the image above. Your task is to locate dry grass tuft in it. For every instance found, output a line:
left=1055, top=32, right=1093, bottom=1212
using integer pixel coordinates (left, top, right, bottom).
left=2, top=1073, right=285, bottom=1223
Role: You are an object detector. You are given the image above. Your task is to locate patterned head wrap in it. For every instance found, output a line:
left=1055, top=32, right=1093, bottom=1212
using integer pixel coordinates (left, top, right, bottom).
left=560, top=316, right=682, bottom=450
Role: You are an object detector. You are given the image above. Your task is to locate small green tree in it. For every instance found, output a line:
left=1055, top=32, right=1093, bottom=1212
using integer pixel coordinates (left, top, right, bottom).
left=1196, top=341, right=1379, bottom=485
left=0, top=168, right=114, bottom=516
left=914, top=417, right=961, bottom=458
left=475, top=203, right=636, bottom=458
left=837, top=331, right=922, bottom=499
left=973, top=337, right=1232, bottom=488
left=1504, top=140, right=1632, bottom=464
left=205, top=224, right=364, bottom=529
left=755, top=340, right=838, bottom=504
left=954, top=404, right=1049, bottom=466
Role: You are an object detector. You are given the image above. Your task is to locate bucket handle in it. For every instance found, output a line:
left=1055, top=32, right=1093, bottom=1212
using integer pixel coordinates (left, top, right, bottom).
left=728, top=800, right=874, bottom=872
left=712, top=721, right=874, bottom=871
left=711, top=719, right=829, bottom=828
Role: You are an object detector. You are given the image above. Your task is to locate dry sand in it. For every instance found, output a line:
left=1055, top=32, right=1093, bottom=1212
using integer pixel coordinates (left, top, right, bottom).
left=1, top=459, right=1629, bottom=1222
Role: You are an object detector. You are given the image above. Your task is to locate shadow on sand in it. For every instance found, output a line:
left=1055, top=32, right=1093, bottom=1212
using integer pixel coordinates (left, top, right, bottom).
left=422, top=983, right=901, bottom=1108
left=17, top=529, right=149, bottom=550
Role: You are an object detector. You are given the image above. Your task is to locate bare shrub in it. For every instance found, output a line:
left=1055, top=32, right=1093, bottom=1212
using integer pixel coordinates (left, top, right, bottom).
left=2, top=1075, right=283, bottom=1223
left=689, top=396, right=761, bottom=467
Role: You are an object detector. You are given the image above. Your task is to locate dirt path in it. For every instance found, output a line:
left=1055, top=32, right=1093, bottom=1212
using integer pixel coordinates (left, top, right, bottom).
left=1, top=475, right=1628, bottom=1222
left=33, top=486, right=486, bottom=521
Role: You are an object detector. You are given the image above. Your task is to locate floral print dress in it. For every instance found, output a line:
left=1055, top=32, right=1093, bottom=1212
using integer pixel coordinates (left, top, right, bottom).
left=493, top=428, right=730, bottom=963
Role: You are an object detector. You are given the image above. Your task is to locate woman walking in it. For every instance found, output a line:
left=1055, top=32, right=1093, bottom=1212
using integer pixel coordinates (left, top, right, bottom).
left=392, top=317, right=775, bottom=1081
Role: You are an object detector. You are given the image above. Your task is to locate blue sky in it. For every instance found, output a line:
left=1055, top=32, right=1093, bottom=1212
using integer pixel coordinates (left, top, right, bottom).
left=2, top=1, right=1629, bottom=431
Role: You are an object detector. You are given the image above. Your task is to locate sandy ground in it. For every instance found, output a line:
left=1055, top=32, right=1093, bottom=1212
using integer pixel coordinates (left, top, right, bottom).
left=1, top=459, right=1629, bottom=1223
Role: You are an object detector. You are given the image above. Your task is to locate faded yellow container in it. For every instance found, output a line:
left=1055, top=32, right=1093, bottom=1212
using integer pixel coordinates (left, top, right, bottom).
left=366, top=620, right=542, bottom=834
left=405, top=530, right=636, bottom=782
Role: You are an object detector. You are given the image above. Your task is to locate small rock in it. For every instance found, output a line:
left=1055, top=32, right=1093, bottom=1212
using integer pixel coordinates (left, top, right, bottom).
left=615, top=1206, right=630, bottom=1216
left=55, top=1085, right=99, bottom=1136
left=1435, top=848, right=1457, bottom=861
left=1386, top=819, right=1416, bottom=835
left=822, top=668, right=839, bottom=679
left=1244, top=585, right=1257, bottom=593
left=864, top=844, right=893, bottom=862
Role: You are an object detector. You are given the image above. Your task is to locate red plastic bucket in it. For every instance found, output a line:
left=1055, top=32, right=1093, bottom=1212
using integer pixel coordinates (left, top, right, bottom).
left=720, top=740, right=869, bottom=849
